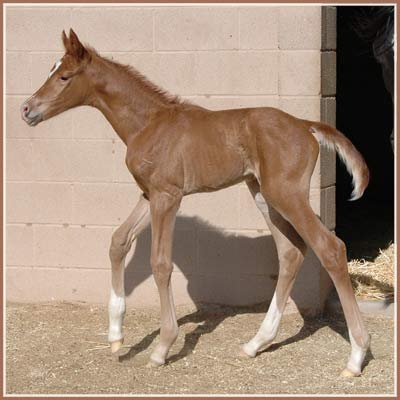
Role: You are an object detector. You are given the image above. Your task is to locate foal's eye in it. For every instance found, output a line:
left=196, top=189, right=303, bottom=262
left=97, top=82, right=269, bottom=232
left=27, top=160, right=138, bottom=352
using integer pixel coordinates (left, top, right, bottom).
left=60, top=76, right=69, bottom=81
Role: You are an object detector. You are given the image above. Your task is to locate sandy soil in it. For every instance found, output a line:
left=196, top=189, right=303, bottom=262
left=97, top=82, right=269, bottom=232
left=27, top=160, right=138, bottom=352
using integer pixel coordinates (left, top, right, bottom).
left=5, top=301, right=394, bottom=395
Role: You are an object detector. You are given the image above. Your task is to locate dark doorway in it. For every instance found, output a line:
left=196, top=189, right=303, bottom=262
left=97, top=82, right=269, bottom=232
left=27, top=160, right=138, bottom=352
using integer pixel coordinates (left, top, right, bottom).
left=336, top=6, right=394, bottom=260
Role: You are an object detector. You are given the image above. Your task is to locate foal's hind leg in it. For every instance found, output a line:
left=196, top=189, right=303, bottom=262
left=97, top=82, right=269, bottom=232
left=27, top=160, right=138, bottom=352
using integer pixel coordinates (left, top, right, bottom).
left=242, top=179, right=307, bottom=357
left=264, top=189, right=370, bottom=377
left=108, top=194, right=150, bottom=354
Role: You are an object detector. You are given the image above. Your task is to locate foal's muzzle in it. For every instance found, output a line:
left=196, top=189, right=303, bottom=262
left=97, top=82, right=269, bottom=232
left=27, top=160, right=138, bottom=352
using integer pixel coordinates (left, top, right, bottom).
left=20, top=101, right=43, bottom=127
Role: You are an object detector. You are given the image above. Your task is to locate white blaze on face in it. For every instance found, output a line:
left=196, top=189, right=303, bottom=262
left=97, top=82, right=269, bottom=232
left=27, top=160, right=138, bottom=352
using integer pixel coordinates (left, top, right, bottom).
left=48, top=60, right=62, bottom=79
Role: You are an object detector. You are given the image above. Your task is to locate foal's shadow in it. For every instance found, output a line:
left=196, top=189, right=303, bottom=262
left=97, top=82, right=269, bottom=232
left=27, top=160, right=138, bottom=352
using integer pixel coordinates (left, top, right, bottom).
left=119, top=215, right=370, bottom=366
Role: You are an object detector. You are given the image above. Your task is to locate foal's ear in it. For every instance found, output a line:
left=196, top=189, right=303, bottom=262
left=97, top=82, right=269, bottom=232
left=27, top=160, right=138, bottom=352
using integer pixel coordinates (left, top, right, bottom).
left=65, top=28, right=90, bottom=61
left=62, top=30, right=69, bottom=51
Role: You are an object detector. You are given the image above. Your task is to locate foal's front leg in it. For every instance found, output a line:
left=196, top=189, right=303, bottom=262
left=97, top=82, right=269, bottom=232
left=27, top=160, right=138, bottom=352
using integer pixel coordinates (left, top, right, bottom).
left=148, top=191, right=182, bottom=366
left=108, top=194, right=150, bottom=354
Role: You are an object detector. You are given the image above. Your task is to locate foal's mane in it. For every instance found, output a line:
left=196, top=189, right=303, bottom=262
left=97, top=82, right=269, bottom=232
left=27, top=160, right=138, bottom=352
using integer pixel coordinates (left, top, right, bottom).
left=87, top=47, right=187, bottom=107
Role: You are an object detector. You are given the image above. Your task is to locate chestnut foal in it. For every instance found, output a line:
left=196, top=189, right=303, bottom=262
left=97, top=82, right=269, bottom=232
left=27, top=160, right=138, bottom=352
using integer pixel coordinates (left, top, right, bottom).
left=21, top=30, right=370, bottom=376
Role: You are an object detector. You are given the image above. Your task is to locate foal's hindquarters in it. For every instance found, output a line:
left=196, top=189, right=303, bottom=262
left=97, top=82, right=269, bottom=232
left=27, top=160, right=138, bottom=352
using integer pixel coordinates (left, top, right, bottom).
left=107, top=110, right=370, bottom=376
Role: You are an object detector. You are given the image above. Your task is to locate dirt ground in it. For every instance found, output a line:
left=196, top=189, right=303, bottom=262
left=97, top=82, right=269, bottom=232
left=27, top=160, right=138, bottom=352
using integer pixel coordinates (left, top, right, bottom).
left=5, top=301, right=394, bottom=395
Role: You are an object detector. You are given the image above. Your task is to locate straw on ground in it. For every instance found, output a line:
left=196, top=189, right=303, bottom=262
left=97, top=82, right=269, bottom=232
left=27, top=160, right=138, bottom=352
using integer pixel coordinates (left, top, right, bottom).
left=348, top=243, right=394, bottom=300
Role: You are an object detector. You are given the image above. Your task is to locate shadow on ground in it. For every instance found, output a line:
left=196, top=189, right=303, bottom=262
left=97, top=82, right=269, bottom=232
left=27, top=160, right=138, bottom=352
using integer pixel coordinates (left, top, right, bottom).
left=117, top=302, right=374, bottom=370
left=116, top=214, right=371, bottom=367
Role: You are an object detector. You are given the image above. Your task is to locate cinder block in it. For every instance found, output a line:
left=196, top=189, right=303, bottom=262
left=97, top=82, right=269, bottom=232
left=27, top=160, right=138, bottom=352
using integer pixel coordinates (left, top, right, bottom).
left=173, top=230, right=197, bottom=274
left=311, top=153, right=321, bottom=189
left=131, top=52, right=196, bottom=96
left=72, top=106, right=115, bottom=140
left=290, top=250, right=323, bottom=316
left=31, top=140, right=114, bottom=182
left=6, top=266, right=111, bottom=304
left=126, top=273, right=160, bottom=307
left=184, top=96, right=279, bottom=111
left=127, top=271, right=195, bottom=307
left=70, top=141, right=114, bottom=183
left=279, top=6, right=321, bottom=50
left=321, top=51, right=337, bottom=96
left=322, top=6, right=337, bottom=51
left=125, top=272, right=196, bottom=309
left=6, top=224, right=34, bottom=266
left=170, top=272, right=196, bottom=307
left=7, top=182, right=73, bottom=224
left=6, top=139, right=33, bottom=181
left=194, top=52, right=279, bottom=95
left=320, top=96, right=336, bottom=126
left=6, top=96, right=74, bottom=139
left=319, top=266, right=333, bottom=309
left=5, top=5, right=332, bottom=310
left=71, top=8, right=153, bottom=51
left=309, top=188, right=320, bottom=216
left=320, top=146, right=336, bottom=188
left=123, top=226, right=196, bottom=275
left=155, top=7, right=237, bottom=50
left=6, top=266, right=195, bottom=307
left=31, top=140, right=73, bottom=182
left=279, top=51, right=321, bottom=95
left=6, top=52, right=31, bottom=95
left=279, top=96, right=321, bottom=120
left=189, top=273, right=276, bottom=306
left=132, top=51, right=277, bottom=98
left=6, top=253, right=325, bottom=309
left=179, top=186, right=240, bottom=230
left=6, top=7, right=71, bottom=51
left=320, top=185, right=336, bottom=230
left=31, top=52, right=64, bottom=91
left=113, top=141, right=133, bottom=183
left=239, top=7, right=279, bottom=50
left=197, top=229, right=277, bottom=276
left=72, top=183, right=141, bottom=226
left=34, top=225, right=113, bottom=268
left=239, top=186, right=269, bottom=230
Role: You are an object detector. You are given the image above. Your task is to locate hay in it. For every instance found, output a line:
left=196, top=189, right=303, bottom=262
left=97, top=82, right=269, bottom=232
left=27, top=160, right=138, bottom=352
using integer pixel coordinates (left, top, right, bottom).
left=348, top=243, right=395, bottom=300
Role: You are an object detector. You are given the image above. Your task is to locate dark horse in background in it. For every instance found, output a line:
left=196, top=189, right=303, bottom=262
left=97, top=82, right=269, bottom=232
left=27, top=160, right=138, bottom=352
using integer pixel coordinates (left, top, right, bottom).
left=352, top=6, right=394, bottom=150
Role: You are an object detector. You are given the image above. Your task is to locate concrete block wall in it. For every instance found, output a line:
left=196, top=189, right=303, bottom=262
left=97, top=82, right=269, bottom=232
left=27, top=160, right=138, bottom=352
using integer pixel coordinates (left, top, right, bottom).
left=5, top=5, right=336, bottom=314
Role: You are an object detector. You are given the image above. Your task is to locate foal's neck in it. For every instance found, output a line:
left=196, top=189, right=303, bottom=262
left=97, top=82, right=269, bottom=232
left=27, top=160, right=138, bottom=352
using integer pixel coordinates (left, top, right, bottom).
left=87, top=53, right=180, bottom=144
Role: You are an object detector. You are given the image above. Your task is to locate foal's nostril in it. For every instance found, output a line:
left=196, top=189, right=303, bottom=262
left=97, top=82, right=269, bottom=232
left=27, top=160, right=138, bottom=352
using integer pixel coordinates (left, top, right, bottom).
left=21, top=103, right=30, bottom=118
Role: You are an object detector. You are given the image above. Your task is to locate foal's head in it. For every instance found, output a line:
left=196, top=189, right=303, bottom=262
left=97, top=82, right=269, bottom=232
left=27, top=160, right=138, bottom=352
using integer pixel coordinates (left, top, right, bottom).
left=21, top=29, right=91, bottom=126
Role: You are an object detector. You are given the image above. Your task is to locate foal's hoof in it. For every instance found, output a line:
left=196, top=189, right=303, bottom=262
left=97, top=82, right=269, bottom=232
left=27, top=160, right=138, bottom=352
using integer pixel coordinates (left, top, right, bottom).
left=340, top=368, right=361, bottom=378
left=146, top=358, right=165, bottom=368
left=110, top=339, right=123, bottom=354
left=240, top=344, right=257, bottom=358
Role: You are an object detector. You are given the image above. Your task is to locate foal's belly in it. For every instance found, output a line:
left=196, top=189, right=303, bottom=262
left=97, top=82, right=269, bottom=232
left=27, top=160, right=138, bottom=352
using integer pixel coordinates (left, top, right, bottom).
left=181, top=140, right=254, bottom=194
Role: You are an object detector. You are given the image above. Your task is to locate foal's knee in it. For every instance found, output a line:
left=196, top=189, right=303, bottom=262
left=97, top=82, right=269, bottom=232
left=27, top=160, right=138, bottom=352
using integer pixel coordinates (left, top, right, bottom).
left=151, top=256, right=173, bottom=287
left=320, top=236, right=347, bottom=275
left=109, top=231, right=128, bottom=265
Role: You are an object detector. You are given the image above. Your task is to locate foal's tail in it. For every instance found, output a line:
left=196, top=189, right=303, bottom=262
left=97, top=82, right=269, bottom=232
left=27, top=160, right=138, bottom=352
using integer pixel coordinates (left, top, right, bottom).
left=309, top=122, right=370, bottom=201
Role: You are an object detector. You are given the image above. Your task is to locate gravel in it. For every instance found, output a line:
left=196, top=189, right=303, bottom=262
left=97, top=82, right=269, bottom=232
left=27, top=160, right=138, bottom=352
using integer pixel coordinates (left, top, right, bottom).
left=5, top=301, right=395, bottom=395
